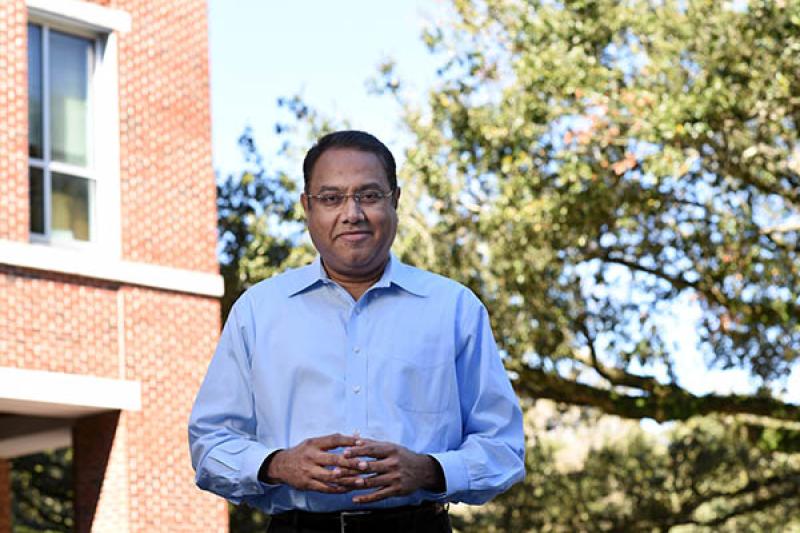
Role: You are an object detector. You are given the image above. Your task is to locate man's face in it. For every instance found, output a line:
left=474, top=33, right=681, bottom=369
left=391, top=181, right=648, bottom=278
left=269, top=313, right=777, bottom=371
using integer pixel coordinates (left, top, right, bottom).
left=301, top=148, right=400, bottom=280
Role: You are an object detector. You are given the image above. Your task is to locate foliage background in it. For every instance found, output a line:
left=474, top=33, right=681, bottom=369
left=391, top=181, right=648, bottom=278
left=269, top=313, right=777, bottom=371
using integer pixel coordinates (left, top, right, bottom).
left=10, top=450, right=73, bottom=533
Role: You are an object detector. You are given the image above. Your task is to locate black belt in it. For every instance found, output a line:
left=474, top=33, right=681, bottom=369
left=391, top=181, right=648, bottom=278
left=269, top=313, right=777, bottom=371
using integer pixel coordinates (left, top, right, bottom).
left=270, top=501, right=447, bottom=532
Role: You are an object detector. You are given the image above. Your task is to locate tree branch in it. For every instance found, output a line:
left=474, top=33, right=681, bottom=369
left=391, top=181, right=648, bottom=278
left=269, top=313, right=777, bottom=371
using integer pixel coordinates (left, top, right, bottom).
left=601, top=254, right=698, bottom=292
left=654, top=473, right=800, bottom=530
left=696, top=482, right=798, bottom=528
left=512, top=365, right=800, bottom=423
left=571, top=341, right=664, bottom=394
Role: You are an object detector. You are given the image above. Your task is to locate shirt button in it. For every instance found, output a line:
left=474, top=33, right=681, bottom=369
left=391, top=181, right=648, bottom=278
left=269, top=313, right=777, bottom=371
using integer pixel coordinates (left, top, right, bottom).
left=352, top=385, right=361, bottom=394
left=353, top=347, right=361, bottom=353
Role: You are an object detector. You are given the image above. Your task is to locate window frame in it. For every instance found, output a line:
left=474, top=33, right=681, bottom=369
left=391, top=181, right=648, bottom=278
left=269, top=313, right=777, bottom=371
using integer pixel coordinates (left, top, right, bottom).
left=28, top=21, right=99, bottom=246
left=26, top=0, right=129, bottom=256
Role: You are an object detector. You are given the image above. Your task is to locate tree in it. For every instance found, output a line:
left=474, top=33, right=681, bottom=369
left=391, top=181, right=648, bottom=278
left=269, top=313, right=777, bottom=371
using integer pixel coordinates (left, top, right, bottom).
left=454, top=416, right=800, bottom=532
left=390, top=0, right=799, bottom=419
left=10, top=449, right=73, bottom=533
left=375, top=0, right=800, bottom=528
left=216, top=126, right=313, bottom=320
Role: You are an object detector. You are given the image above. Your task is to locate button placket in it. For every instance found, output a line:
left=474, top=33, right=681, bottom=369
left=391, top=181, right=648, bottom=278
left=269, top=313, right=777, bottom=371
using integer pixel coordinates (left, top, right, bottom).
left=344, top=304, right=368, bottom=435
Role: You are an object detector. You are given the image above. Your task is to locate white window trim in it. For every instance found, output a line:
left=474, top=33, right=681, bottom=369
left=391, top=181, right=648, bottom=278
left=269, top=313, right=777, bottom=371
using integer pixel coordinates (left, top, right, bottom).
left=0, top=239, right=224, bottom=298
left=27, top=0, right=128, bottom=258
left=27, top=0, right=132, bottom=34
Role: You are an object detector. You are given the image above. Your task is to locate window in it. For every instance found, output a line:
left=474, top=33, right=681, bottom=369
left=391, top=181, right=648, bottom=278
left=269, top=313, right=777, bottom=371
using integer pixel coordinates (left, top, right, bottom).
left=25, top=0, right=130, bottom=253
left=28, top=22, right=96, bottom=243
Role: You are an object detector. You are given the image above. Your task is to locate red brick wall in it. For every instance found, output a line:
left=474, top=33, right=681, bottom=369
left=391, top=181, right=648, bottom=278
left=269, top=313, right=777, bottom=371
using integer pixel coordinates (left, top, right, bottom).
left=0, top=278, right=227, bottom=533
left=0, top=266, right=119, bottom=377
left=0, top=0, right=28, bottom=242
left=122, top=287, right=224, bottom=532
left=116, top=0, right=218, bottom=274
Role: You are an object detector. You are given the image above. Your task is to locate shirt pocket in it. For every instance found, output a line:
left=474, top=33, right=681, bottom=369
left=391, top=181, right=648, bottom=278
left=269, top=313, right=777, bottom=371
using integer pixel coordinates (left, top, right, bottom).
left=384, top=355, right=453, bottom=414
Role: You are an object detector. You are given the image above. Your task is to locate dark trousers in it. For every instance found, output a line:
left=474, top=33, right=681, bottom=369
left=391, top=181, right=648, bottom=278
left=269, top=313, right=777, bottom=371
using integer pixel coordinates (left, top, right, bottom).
left=266, top=505, right=452, bottom=533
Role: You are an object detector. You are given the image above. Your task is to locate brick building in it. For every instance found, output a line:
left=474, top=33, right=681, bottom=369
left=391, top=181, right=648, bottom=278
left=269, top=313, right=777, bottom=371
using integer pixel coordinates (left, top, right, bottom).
left=0, top=0, right=227, bottom=531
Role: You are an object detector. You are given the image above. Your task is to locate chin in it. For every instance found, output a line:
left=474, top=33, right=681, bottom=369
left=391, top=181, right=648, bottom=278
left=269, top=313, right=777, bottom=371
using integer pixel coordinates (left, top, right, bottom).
left=335, top=253, right=382, bottom=272
left=342, top=257, right=375, bottom=271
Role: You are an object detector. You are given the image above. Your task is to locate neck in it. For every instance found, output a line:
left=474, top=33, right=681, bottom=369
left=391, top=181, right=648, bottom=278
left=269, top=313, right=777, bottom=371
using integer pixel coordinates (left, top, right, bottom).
left=323, top=257, right=388, bottom=301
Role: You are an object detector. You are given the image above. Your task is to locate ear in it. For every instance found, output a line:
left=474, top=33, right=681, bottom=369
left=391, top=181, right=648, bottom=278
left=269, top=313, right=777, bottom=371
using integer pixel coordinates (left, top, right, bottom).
left=392, top=187, right=401, bottom=209
left=301, top=192, right=310, bottom=215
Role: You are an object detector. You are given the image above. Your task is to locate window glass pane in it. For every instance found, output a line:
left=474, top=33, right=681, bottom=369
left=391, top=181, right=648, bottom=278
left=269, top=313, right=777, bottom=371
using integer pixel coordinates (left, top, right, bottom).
left=51, top=172, right=91, bottom=241
left=29, top=167, right=45, bottom=234
left=28, top=24, right=43, bottom=159
left=50, top=31, right=92, bottom=167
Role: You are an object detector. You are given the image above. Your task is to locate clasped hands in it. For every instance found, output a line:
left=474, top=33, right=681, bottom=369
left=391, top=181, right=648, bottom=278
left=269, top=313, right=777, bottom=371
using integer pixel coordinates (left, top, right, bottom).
left=264, top=433, right=443, bottom=504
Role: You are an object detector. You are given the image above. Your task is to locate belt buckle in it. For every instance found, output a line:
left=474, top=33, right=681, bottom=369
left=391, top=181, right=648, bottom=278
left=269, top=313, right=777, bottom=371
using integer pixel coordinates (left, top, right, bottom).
left=339, top=510, right=370, bottom=532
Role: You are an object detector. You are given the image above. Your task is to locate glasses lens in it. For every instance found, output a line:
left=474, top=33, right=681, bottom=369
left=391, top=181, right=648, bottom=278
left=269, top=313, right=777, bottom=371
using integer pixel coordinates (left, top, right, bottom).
left=319, top=193, right=343, bottom=207
left=359, top=192, right=381, bottom=204
left=313, top=190, right=392, bottom=208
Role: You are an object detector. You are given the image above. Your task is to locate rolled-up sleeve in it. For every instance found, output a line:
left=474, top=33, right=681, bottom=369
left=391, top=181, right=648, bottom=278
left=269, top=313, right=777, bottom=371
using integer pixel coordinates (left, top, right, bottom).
left=188, top=297, right=279, bottom=503
left=429, top=299, right=525, bottom=504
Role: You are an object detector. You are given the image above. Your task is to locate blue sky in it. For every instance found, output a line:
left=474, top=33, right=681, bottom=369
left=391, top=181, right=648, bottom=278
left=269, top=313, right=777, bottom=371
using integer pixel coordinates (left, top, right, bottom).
left=207, top=1, right=799, bottom=406
left=208, top=0, right=441, bottom=176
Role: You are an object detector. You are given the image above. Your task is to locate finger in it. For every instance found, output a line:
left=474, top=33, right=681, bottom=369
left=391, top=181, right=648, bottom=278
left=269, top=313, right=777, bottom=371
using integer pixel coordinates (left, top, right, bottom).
left=305, top=479, right=351, bottom=494
left=358, top=457, right=397, bottom=474
left=318, top=464, right=382, bottom=483
left=337, top=454, right=374, bottom=473
left=314, top=433, right=360, bottom=450
left=321, top=467, right=364, bottom=485
left=309, top=465, right=359, bottom=484
left=333, top=474, right=369, bottom=488
left=358, top=473, right=394, bottom=489
left=344, top=441, right=393, bottom=459
left=315, top=451, right=363, bottom=470
left=328, top=466, right=363, bottom=477
left=352, top=485, right=398, bottom=504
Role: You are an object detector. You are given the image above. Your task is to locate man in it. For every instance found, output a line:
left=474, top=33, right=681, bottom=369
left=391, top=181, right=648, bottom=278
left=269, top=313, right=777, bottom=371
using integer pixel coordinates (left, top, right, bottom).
left=189, top=130, right=524, bottom=532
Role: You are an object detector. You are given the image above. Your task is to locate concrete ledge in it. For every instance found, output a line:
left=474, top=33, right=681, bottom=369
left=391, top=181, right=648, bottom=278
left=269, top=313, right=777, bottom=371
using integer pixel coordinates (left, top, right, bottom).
left=0, top=367, right=141, bottom=417
left=27, top=0, right=132, bottom=33
left=0, top=239, right=224, bottom=298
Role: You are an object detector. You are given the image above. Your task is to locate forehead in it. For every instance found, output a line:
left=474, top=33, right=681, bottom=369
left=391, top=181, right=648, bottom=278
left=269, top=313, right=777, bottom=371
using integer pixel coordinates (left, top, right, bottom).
left=309, top=148, right=390, bottom=190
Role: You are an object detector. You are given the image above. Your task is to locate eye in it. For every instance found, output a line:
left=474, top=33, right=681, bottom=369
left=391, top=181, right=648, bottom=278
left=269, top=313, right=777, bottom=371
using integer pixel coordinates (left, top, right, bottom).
left=359, top=191, right=383, bottom=204
left=319, top=193, right=343, bottom=206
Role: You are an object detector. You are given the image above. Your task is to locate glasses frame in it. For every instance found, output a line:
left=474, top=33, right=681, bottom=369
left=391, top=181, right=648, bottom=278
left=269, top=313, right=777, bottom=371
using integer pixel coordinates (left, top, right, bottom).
left=306, top=188, right=396, bottom=209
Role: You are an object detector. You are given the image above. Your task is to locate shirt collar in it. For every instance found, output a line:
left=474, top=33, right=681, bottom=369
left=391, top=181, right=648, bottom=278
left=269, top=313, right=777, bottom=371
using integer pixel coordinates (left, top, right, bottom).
left=285, top=252, right=429, bottom=298
left=283, top=256, right=327, bottom=297
left=383, top=253, right=429, bottom=297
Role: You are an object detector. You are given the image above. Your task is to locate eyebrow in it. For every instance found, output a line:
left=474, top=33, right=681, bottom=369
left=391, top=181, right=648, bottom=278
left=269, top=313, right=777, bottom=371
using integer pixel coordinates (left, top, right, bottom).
left=314, top=182, right=387, bottom=193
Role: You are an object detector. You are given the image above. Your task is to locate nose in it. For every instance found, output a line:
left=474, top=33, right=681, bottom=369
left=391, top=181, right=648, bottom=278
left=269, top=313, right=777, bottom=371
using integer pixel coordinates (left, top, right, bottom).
left=341, top=194, right=366, bottom=223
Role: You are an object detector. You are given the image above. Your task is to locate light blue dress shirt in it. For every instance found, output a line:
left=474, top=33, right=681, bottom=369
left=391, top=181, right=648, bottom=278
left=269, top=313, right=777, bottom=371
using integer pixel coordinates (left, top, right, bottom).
left=189, top=254, right=525, bottom=514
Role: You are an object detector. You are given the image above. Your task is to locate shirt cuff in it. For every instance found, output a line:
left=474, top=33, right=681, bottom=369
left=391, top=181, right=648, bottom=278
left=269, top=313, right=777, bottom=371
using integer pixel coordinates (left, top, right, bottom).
left=242, top=443, right=282, bottom=493
left=257, top=449, right=285, bottom=486
left=428, top=450, right=469, bottom=497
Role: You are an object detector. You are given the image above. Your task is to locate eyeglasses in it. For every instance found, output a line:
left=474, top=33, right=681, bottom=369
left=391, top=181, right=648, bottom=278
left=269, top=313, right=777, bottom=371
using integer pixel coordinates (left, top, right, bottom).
left=306, top=189, right=395, bottom=209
